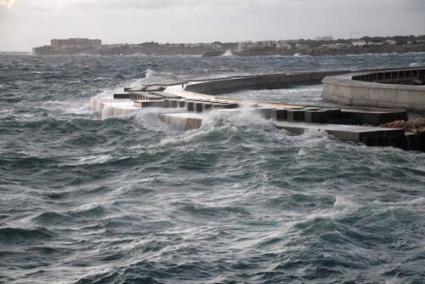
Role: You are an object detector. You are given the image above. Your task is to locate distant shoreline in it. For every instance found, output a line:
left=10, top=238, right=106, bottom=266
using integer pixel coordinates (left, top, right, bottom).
left=0, top=52, right=31, bottom=55
left=32, top=35, right=425, bottom=57
left=2, top=51, right=425, bottom=59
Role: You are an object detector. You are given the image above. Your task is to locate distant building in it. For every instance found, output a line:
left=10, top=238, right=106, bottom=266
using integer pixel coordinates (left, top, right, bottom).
left=352, top=40, right=368, bottom=47
left=367, top=41, right=384, bottom=46
left=51, top=38, right=102, bottom=49
left=276, top=41, right=292, bottom=50
left=321, top=43, right=351, bottom=49
left=237, top=41, right=253, bottom=51
left=295, top=43, right=309, bottom=50
left=237, top=41, right=278, bottom=51
left=258, top=41, right=277, bottom=48
left=316, top=36, right=334, bottom=41
left=211, top=42, right=223, bottom=50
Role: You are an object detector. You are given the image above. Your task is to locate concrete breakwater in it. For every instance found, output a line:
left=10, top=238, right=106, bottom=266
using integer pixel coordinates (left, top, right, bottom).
left=323, top=67, right=425, bottom=111
left=91, top=70, right=425, bottom=151
left=184, top=70, right=349, bottom=95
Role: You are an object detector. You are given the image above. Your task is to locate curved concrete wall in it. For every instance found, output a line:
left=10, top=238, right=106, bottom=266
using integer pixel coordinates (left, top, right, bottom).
left=185, top=70, right=349, bottom=95
left=323, top=68, right=425, bottom=111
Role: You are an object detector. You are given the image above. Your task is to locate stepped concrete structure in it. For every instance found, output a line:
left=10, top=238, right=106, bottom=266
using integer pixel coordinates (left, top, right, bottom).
left=91, top=69, right=425, bottom=152
left=323, top=67, right=425, bottom=111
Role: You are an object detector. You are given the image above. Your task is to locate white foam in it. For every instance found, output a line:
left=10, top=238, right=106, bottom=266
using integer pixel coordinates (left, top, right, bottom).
left=90, top=96, right=113, bottom=113
left=409, top=62, right=424, bottom=68
left=300, top=195, right=359, bottom=223
left=144, top=68, right=156, bottom=79
left=202, top=103, right=269, bottom=128
left=89, top=94, right=141, bottom=120
left=143, top=69, right=180, bottom=84
left=65, top=154, right=113, bottom=166
left=158, top=106, right=271, bottom=146
left=133, top=108, right=179, bottom=132
left=41, top=100, right=91, bottom=115
left=222, top=50, right=234, bottom=57
left=89, top=76, right=148, bottom=119
left=100, top=101, right=139, bottom=120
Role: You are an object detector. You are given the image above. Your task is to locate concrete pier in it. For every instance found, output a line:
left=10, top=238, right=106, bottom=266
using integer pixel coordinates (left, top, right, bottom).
left=92, top=69, right=425, bottom=152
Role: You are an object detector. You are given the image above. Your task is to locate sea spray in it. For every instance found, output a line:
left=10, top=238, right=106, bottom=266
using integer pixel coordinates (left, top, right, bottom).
left=101, top=101, right=139, bottom=120
left=222, top=50, right=234, bottom=57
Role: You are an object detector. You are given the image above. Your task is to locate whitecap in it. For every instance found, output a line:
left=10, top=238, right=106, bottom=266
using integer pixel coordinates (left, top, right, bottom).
left=41, top=100, right=91, bottom=115
left=222, top=50, right=234, bottom=57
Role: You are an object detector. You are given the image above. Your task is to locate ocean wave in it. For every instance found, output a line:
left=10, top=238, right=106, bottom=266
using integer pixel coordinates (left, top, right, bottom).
left=2, top=53, right=425, bottom=283
left=143, top=68, right=180, bottom=84
left=175, top=203, right=252, bottom=221
left=0, top=227, right=56, bottom=244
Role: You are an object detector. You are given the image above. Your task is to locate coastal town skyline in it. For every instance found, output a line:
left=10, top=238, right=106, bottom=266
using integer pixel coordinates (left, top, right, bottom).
left=31, top=35, right=425, bottom=57
left=1, top=0, right=424, bottom=51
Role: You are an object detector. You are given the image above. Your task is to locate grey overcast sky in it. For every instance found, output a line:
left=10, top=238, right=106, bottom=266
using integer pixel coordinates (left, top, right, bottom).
left=0, top=0, right=424, bottom=51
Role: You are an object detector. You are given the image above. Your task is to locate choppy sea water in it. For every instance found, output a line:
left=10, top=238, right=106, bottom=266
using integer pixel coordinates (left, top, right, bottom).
left=1, top=53, right=425, bottom=283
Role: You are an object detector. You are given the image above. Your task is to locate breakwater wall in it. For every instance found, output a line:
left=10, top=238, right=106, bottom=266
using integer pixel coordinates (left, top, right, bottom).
left=91, top=68, right=425, bottom=152
left=185, top=70, right=349, bottom=95
left=323, top=67, right=425, bottom=111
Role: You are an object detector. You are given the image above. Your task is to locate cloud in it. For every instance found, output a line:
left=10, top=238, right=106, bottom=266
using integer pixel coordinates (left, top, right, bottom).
left=71, top=0, right=248, bottom=10
left=0, top=0, right=424, bottom=51
left=0, top=0, right=17, bottom=9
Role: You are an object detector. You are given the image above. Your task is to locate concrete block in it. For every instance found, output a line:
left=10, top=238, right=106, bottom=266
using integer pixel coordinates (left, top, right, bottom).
left=275, top=121, right=406, bottom=149
left=187, top=102, right=195, bottom=112
left=406, top=133, right=425, bottom=152
left=133, top=100, right=164, bottom=108
left=341, top=109, right=408, bottom=125
left=129, top=93, right=143, bottom=101
left=145, top=94, right=166, bottom=100
left=305, top=109, right=342, bottom=123
left=287, top=109, right=306, bottom=122
left=349, top=87, right=370, bottom=102
left=218, top=103, right=240, bottom=109
left=186, top=118, right=203, bottom=130
left=162, top=99, right=171, bottom=108
left=159, top=113, right=203, bottom=130
left=357, top=129, right=406, bottom=148
left=203, top=103, right=214, bottom=112
left=271, top=109, right=288, bottom=121
left=114, top=93, right=130, bottom=99
left=195, top=102, right=204, bottom=113
left=145, top=86, right=166, bottom=92
left=130, top=93, right=163, bottom=101
left=255, top=108, right=273, bottom=119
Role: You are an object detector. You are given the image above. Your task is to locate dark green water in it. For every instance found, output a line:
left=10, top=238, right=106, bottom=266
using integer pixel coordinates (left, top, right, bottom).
left=1, top=53, right=425, bottom=283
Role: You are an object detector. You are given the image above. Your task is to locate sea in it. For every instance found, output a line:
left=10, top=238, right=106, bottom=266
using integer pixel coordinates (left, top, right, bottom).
left=1, top=53, right=425, bottom=284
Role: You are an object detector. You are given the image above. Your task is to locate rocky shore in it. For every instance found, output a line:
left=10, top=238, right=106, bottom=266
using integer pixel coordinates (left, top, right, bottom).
left=381, top=118, right=425, bottom=133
